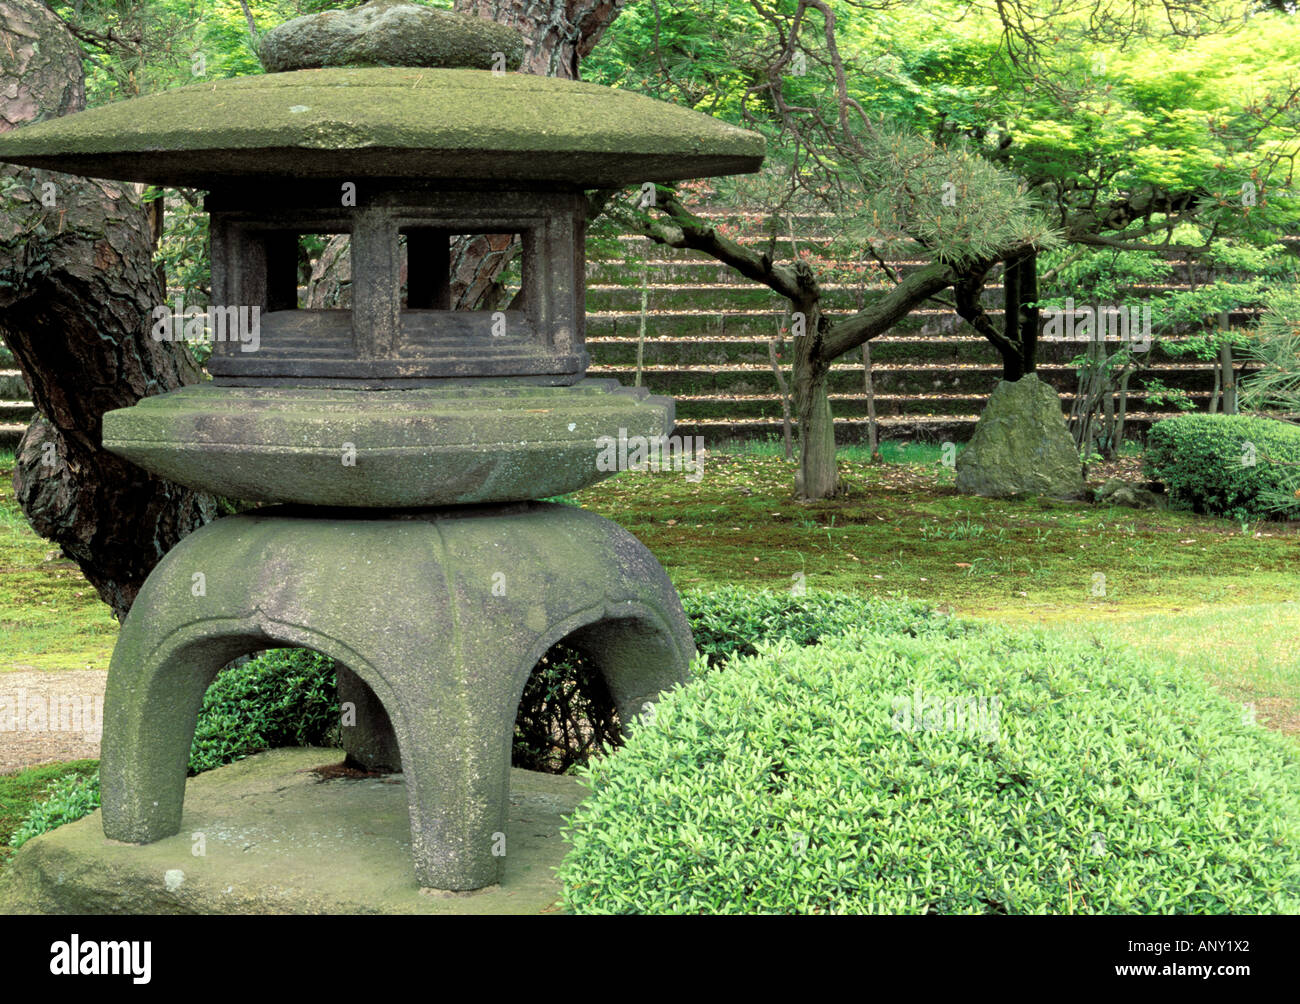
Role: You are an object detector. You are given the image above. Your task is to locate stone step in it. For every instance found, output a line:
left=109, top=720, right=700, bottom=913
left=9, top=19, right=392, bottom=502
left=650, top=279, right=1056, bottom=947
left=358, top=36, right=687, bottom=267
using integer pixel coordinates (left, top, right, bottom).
left=584, top=280, right=1217, bottom=311
left=669, top=389, right=1212, bottom=420
left=589, top=361, right=1235, bottom=397
left=586, top=333, right=1236, bottom=367
left=584, top=307, right=1264, bottom=339
left=587, top=256, right=981, bottom=282
left=0, top=400, right=36, bottom=423
left=590, top=232, right=1211, bottom=269
left=585, top=258, right=1222, bottom=291
left=0, top=369, right=25, bottom=398
left=0, top=423, right=24, bottom=450
left=671, top=411, right=1184, bottom=446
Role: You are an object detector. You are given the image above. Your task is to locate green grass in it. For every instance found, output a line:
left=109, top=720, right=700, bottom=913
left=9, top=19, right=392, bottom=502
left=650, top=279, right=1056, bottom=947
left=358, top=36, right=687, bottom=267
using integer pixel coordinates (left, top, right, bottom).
left=0, top=452, right=119, bottom=671
left=572, top=451, right=1300, bottom=609
left=1056, top=603, right=1300, bottom=736
left=567, top=449, right=1300, bottom=736
left=722, top=435, right=957, bottom=466
left=0, top=759, right=98, bottom=868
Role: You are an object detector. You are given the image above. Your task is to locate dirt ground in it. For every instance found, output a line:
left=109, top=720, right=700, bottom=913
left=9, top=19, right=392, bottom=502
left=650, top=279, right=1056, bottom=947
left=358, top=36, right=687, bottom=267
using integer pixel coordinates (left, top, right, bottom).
left=0, top=670, right=106, bottom=774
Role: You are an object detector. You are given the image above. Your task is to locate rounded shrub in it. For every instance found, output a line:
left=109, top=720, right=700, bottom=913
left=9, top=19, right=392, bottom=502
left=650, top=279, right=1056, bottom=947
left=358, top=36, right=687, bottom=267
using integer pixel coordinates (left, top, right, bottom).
left=558, top=627, right=1300, bottom=914
left=515, top=589, right=972, bottom=771
left=1144, top=413, right=1300, bottom=521
left=680, top=586, right=974, bottom=668
left=188, top=648, right=340, bottom=773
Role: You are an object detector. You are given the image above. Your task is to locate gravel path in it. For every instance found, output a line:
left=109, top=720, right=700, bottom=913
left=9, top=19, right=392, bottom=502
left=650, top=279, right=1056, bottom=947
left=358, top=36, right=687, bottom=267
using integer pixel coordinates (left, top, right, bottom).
left=0, top=670, right=107, bottom=774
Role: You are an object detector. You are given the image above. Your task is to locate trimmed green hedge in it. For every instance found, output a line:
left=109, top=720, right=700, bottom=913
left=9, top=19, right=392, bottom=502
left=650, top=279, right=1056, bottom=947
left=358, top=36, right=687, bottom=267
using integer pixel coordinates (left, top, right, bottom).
left=1144, top=413, right=1300, bottom=521
left=558, top=626, right=1300, bottom=914
left=518, top=589, right=971, bottom=772
left=681, top=586, right=976, bottom=668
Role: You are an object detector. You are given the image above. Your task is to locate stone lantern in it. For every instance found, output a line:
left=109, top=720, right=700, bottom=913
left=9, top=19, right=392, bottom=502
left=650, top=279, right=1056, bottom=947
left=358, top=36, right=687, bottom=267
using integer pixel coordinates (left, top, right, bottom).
left=0, top=2, right=763, bottom=893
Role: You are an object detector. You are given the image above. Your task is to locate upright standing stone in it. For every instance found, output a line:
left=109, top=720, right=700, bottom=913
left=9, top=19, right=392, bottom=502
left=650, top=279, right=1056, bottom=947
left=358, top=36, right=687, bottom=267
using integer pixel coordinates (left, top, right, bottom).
left=956, top=374, right=1086, bottom=499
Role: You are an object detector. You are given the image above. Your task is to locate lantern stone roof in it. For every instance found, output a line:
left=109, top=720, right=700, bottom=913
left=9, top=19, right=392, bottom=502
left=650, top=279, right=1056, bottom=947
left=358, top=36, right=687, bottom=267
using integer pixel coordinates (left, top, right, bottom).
left=0, top=69, right=764, bottom=188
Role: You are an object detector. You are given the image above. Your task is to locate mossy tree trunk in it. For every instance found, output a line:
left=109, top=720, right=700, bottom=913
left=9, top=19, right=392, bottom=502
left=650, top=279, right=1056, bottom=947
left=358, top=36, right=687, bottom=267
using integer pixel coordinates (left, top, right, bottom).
left=0, top=0, right=217, bottom=620
left=790, top=293, right=838, bottom=499
left=456, top=0, right=626, bottom=79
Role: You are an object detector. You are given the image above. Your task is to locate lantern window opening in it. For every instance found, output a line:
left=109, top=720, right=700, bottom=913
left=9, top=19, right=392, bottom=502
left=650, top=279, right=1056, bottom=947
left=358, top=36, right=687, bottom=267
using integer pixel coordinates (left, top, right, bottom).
left=398, top=228, right=526, bottom=313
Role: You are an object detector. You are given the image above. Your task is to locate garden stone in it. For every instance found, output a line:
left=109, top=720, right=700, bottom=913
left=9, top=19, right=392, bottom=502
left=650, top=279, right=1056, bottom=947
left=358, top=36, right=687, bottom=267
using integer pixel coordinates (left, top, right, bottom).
left=0, top=0, right=761, bottom=903
left=258, top=0, right=526, bottom=73
left=102, top=380, right=675, bottom=506
left=956, top=374, right=1085, bottom=499
left=1094, top=478, right=1164, bottom=509
left=0, top=749, right=585, bottom=915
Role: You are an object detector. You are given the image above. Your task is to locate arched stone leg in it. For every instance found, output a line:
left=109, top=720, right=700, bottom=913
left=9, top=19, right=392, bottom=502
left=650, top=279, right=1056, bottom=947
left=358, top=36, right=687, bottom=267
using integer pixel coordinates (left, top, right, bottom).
left=565, top=615, right=691, bottom=731
left=337, top=665, right=402, bottom=771
left=100, top=502, right=695, bottom=892
left=390, top=682, right=520, bottom=890
left=101, top=631, right=257, bottom=843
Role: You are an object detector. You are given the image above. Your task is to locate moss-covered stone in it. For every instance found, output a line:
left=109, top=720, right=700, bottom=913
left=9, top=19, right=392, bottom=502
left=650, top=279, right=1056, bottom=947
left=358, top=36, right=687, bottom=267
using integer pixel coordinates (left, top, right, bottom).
left=0, top=67, right=765, bottom=187
left=0, top=749, right=586, bottom=914
left=259, top=1, right=525, bottom=73
left=102, top=379, right=675, bottom=506
left=955, top=373, right=1085, bottom=499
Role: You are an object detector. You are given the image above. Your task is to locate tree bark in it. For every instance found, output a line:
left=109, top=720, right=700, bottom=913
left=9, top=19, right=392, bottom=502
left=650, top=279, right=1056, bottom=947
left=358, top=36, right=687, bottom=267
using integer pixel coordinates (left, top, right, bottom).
left=455, top=0, right=626, bottom=79
left=792, top=298, right=837, bottom=499
left=1219, top=341, right=1237, bottom=415
left=1014, top=250, right=1039, bottom=374
left=0, top=0, right=217, bottom=620
left=768, top=335, right=793, bottom=461
left=863, top=341, right=879, bottom=462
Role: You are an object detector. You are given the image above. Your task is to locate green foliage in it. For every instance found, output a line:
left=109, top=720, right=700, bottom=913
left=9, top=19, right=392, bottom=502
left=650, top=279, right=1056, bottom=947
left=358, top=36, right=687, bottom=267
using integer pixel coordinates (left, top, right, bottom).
left=559, top=624, right=1300, bottom=914
left=7, top=646, right=342, bottom=847
left=1240, top=289, right=1300, bottom=413
left=1145, top=413, right=1300, bottom=521
left=7, top=770, right=100, bottom=851
left=514, top=642, right=620, bottom=775
left=583, top=0, right=787, bottom=121
left=1141, top=375, right=1197, bottom=412
left=682, top=586, right=973, bottom=669
left=516, top=589, right=963, bottom=772
left=188, top=647, right=340, bottom=773
left=845, top=124, right=1060, bottom=265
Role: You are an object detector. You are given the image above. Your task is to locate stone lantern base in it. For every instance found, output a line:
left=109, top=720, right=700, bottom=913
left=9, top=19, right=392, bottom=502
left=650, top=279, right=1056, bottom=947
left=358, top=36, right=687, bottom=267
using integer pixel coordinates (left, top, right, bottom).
left=0, top=749, right=584, bottom=915
left=99, top=502, right=694, bottom=891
